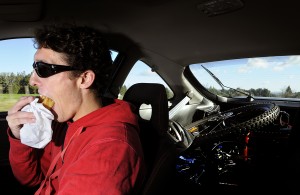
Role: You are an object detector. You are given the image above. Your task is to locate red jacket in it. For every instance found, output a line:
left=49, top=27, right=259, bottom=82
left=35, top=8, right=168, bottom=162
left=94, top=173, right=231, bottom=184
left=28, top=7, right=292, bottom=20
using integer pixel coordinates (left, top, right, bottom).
left=8, top=99, right=146, bottom=195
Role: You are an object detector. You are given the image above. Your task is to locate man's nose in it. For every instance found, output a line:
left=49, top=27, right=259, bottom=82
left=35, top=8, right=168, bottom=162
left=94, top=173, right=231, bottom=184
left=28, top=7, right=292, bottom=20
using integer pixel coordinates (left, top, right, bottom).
left=29, top=70, right=39, bottom=86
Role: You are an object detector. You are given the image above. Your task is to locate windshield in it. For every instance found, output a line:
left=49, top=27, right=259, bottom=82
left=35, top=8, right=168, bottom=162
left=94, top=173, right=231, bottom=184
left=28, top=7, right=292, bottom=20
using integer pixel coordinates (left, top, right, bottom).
left=189, top=55, right=300, bottom=99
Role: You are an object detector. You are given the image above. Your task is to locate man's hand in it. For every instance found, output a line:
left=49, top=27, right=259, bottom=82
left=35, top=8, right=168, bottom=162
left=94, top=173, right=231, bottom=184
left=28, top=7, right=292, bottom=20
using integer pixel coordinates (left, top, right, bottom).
left=6, top=96, right=36, bottom=139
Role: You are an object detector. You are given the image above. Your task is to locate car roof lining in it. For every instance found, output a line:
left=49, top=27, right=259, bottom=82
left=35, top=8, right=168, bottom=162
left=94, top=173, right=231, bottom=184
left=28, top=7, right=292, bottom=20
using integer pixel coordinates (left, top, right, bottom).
left=0, top=0, right=299, bottom=67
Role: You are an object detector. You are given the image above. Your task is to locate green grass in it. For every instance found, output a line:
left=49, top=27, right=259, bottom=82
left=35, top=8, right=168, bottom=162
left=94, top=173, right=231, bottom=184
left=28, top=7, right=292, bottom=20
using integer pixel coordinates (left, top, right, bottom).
left=0, top=94, right=37, bottom=112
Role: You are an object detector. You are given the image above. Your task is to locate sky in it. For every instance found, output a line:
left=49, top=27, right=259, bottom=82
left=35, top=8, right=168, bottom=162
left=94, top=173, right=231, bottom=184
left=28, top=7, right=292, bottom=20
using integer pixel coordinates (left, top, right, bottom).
left=0, top=38, right=36, bottom=74
left=0, top=38, right=299, bottom=94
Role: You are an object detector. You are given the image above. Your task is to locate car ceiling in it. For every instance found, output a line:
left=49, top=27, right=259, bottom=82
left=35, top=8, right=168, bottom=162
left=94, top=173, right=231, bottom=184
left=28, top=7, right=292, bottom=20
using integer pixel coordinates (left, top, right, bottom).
left=0, top=0, right=300, bottom=67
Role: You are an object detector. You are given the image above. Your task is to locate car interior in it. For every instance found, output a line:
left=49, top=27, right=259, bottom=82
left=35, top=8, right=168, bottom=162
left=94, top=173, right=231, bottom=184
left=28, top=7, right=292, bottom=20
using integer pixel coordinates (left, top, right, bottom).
left=0, top=0, right=300, bottom=194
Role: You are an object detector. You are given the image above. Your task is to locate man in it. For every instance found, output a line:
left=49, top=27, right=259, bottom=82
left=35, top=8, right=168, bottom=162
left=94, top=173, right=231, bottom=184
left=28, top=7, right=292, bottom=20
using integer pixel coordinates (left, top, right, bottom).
left=6, top=24, right=146, bottom=194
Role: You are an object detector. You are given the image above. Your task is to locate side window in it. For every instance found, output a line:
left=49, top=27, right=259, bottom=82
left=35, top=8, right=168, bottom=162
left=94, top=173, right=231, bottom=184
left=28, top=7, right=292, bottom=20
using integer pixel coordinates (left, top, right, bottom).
left=118, top=60, right=174, bottom=99
left=0, top=38, right=36, bottom=112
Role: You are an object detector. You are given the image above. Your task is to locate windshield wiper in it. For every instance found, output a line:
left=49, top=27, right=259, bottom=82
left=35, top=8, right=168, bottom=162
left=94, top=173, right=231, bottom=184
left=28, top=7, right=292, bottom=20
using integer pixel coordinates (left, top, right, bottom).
left=201, top=65, right=254, bottom=101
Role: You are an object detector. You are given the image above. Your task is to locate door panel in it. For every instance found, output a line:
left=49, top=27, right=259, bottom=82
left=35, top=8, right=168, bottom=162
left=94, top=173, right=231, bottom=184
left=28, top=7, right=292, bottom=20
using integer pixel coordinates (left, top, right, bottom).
left=0, top=112, right=36, bottom=194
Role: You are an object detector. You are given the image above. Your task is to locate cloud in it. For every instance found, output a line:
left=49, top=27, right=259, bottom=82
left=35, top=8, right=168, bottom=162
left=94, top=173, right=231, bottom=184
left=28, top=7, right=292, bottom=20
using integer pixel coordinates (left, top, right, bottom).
left=139, top=69, right=156, bottom=76
left=287, top=55, right=300, bottom=65
left=238, top=58, right=269, bottom=73
left=238, top=56, right=300, bottom=73
left=273, top=56, right=300, bottom=71
left=248, top=58, right=269, bottom=68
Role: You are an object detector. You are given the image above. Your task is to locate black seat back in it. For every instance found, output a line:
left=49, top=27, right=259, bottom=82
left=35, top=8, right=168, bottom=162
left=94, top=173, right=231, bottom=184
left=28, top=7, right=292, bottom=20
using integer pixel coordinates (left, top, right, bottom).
left=123, top=83, right=177, bottom=195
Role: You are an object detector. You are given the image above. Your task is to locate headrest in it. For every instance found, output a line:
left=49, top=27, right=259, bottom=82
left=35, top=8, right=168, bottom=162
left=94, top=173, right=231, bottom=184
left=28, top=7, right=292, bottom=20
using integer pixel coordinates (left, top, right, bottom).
left=123, top=83, right=169, bottom=135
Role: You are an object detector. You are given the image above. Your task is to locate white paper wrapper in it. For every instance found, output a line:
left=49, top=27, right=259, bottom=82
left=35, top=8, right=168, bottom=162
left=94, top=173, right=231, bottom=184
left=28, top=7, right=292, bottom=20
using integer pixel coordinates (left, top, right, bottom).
left=20, top=98, right=54, bottom=148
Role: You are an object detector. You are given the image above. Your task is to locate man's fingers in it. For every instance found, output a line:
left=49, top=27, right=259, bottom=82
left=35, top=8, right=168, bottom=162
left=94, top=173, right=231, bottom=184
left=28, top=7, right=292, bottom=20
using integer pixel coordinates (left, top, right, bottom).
left=6, top=111, right=36, bottom=126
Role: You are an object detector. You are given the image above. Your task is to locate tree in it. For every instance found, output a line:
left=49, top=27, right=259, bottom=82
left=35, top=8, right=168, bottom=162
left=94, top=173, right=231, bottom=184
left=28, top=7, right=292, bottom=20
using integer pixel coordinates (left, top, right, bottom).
left=283, top=86, right=293, bottom=98
left=119, top=85, right=127, bottom=99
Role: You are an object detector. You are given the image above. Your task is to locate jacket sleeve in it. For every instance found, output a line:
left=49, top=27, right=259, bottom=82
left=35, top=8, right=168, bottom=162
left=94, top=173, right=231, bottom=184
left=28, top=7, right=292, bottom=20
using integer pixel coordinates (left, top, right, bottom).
left=8, top=128, right=45, bottom=187
left=58, top=141, right=145, bottom=195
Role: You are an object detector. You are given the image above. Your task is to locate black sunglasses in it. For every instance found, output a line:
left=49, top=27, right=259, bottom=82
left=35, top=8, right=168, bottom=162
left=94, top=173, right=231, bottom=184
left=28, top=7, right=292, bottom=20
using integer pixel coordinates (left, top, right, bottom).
left=33, top=61, right=78, bottom=78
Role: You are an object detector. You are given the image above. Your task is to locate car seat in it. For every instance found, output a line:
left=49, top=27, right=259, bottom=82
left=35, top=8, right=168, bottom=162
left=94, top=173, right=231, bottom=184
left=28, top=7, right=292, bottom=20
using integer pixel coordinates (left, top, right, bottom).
left=123, top=83, right=177, bottom=195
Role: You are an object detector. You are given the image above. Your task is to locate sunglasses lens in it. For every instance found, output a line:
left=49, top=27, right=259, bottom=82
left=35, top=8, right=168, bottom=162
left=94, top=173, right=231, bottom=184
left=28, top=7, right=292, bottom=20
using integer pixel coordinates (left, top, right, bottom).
left=34, top=62, right=55, bottom=78
left=33, top=62, right=78, bottom=78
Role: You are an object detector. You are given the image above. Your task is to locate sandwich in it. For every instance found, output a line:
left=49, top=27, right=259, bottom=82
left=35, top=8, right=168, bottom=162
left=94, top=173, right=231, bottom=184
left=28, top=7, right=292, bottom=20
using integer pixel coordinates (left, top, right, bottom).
left=38, top=95, right=55, bottom=110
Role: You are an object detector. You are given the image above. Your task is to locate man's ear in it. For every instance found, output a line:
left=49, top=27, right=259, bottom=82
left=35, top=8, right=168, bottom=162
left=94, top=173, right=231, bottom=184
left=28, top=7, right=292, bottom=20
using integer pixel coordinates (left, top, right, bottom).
left=78, top=70, right=95, bottom=89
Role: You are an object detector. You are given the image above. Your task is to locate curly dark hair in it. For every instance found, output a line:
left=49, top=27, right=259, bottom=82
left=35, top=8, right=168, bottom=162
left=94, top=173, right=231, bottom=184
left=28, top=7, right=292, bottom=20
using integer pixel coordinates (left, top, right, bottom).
left=33, top=24, right=113, bottom=97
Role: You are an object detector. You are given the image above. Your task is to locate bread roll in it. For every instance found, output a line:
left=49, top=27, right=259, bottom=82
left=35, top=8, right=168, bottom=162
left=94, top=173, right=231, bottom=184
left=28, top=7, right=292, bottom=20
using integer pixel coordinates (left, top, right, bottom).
left=38, top=95, right=55, bottom=110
